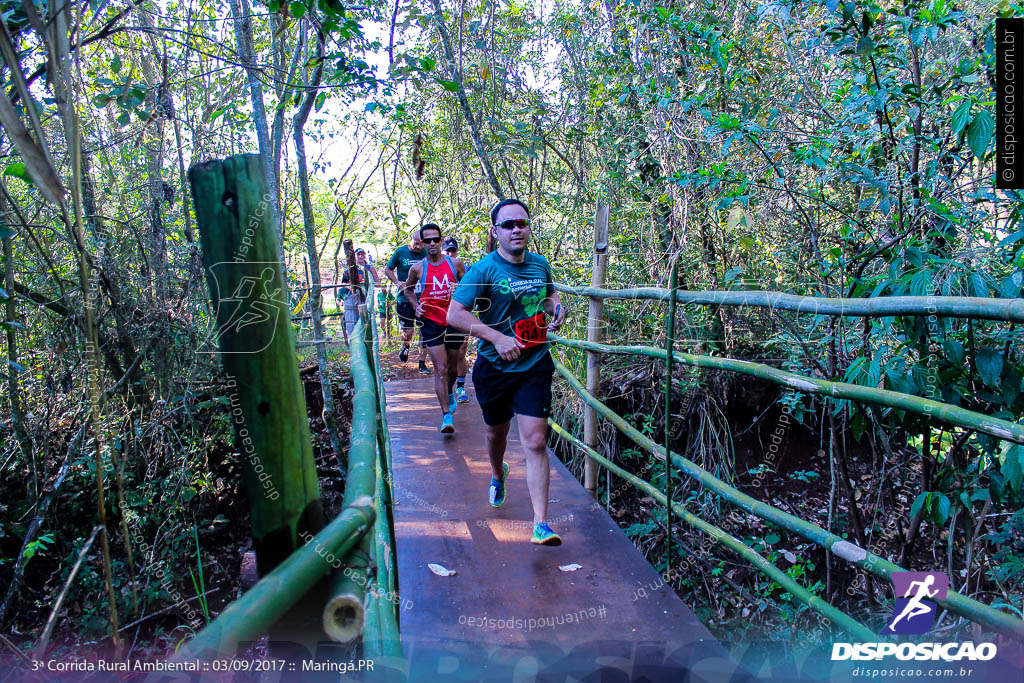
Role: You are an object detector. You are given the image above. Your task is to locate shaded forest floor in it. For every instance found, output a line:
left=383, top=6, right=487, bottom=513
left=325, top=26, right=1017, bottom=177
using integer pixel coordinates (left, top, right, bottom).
left=0, top=350, right=354, bottom=674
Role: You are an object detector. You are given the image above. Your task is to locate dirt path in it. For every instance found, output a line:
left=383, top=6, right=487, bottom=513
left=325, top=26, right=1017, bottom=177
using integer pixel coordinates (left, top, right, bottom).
left=378, top=337, right=478, bottom=381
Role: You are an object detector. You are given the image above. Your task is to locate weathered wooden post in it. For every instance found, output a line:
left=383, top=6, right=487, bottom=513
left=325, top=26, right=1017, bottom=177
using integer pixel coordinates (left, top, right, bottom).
left=189, top=154, right=323, bottom=574
left=584, top=203, right=609, bottom=497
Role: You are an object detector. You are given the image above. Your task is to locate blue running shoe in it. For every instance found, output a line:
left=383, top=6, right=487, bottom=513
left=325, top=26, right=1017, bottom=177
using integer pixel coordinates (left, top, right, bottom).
left=489, top=462, right=510, bottom=507
left=456, top=386, right=469, bottom=403
left=440, top=413, right=455, bottom=433
left=449, top=392, right=457, bottom=415
left=531, top=522, right=562, bottom=546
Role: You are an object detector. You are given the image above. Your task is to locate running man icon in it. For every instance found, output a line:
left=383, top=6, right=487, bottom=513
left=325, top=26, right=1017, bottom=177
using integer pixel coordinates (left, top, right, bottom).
left=202, top=263, right=287, bottom=354
left=883, top=571, right=949, bottom=635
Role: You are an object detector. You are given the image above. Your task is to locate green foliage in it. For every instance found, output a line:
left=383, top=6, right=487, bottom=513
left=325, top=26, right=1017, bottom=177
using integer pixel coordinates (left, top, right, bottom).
left=21, top=532, right=55, bottom=561
left=624, top=521, right=658, bottom=538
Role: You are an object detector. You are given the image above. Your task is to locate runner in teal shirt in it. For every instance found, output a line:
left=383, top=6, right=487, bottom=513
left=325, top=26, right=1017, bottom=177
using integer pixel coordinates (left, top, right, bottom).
left=451, top=250, right=554, bottom=372
left=447, top=198, right=569, bottom=547
left=384, top=230, right=430, bottom=371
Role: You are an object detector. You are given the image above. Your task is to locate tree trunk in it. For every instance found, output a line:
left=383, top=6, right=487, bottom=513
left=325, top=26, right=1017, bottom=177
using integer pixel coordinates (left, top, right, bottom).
left=229, top=0, right=286, bottom=269
left=189, top=154, right=324, bottom=574
left=0, top=192, right=33, bottom=476
left=427, top=0, right=504, bottom=200
left=293, top=27, right=344, bottom=467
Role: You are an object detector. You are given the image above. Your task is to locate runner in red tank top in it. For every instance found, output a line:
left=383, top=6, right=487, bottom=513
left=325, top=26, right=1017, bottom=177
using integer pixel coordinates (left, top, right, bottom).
left=418, top=256, right=458, bottom=325
left=404, top=223, right=467, bottom=433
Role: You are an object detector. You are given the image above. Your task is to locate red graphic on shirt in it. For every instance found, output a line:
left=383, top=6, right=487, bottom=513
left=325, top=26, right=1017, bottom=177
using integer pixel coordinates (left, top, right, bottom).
left=514, top=311, right=548, bottom=348
left=420, top=258, right=458, bottom=325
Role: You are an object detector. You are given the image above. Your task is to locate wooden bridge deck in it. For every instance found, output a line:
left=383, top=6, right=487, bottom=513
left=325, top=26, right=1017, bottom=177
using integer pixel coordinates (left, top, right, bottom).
left=384, top=377, right=744, bottom=681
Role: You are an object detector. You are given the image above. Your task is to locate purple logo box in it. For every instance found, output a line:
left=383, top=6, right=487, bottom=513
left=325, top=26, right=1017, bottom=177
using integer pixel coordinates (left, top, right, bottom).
left=882, top=571, right=949, bottom=635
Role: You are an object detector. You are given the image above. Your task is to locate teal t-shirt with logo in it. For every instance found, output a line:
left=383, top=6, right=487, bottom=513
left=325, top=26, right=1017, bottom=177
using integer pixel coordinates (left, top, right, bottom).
left=452, top=250, right=554, bottom=372
left=386, top=245, right=425, bottom=303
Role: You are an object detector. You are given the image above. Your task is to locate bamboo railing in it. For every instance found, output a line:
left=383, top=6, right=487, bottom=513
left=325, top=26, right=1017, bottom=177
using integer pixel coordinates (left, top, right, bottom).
left=323, top=307, right=402, bottom=657
left=554, top=284, right=1024, bottom=323
left=171, top=310, right=401, bottom=661
left=547, top=421, right=877, bottom=640
left=550, top=284, right=1024, bottom=641
left=549, top=334, right=1024, bottom=445
left=180, top=157, right=401, bottom=662
left=170, top=500, right=375, bottom=662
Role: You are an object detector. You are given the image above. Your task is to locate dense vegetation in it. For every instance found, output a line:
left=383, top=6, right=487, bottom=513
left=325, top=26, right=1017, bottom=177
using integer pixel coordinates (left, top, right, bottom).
left=0, top=0, right=1022, bottom=662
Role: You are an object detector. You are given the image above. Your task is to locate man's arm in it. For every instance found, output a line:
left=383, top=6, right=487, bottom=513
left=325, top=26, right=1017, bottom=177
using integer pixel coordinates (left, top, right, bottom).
left=543, top=286, right=568, bottom=330
left=383, top=265, right=400, bottom=288
left=447, top=300, right=524, bottom=361
left=405, top=262, right=423, bottom=315
left=454, top=257, right=466, bottom=280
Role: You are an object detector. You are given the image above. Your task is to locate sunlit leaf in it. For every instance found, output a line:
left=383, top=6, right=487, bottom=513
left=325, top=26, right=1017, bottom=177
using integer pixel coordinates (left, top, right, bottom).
left=967, top=110, right=993, bottom=159
left=951, top=100, right=971, bottom=136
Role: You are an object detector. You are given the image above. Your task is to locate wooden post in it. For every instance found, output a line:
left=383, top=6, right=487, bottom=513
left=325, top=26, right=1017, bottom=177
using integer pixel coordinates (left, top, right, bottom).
left=189, top=154, right=323, bottom=575
left=584, top=203, right=609, bottom=497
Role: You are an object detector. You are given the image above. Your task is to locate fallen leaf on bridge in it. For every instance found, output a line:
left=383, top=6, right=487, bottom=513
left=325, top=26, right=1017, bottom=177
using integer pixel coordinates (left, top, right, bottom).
left=559, top=563, right=583, bottom=572
left=428, top=563, right=456, bottom=577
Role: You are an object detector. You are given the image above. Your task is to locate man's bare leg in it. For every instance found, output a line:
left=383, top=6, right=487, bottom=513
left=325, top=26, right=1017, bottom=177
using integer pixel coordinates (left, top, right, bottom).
left=516, top=415, right=551, bottom=525
left=457, top=340, right=468, bottom=377
left=445, top=347, right=460, bottom=394
left=486, top=421, right=511, bottom=480
left=425, top=344, right=449, bottom=412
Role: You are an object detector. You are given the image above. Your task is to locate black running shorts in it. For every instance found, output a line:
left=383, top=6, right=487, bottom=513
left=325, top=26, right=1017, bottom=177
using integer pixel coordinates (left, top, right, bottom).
left=420, top=317, right=466, bottom=350
left=472, top=353, right=554, bottom=426
left=396, top=301, right=419, bottom=330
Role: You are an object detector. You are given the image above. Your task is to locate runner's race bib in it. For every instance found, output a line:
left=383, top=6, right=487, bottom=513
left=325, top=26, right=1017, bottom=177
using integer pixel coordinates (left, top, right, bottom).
left=514, top=312, right=548, bottom=349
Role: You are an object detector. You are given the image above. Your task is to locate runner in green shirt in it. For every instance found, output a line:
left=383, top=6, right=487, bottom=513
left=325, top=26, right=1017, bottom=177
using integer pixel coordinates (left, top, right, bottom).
left=384, top=230, right=431, bottom=373
left=448, top=198, right=568, bottom=546
left=377, top=285, right=394, bottom=338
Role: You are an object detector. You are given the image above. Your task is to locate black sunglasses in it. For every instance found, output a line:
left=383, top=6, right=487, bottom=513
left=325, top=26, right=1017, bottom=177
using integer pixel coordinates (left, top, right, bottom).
left=495, top=218, right=530, bottom=230
left=422, top=236, right=442, bottom=244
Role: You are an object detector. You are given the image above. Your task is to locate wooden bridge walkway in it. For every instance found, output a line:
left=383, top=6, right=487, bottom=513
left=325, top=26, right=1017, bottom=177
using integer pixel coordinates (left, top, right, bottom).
left=384, top=378, right=744, bottom=681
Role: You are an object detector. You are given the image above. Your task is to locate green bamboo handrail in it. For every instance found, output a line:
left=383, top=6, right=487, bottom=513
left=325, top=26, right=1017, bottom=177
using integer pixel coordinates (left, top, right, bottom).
left=549, top=333, right=1024, bottom=446
left=548, top=421, right=877, bottom=640
left=170, top=499, right=375, bottom=662
left=367, top=442, right=401, bottom=658
left=323, top=315, right=379, bottom=642
left=550, top=354, right=1024, bottom=640
left=369, top=306, right=398, bottom=575
left=554, top=284, right=1024, bottom=323
left=363, top=310, right=402, bottom=658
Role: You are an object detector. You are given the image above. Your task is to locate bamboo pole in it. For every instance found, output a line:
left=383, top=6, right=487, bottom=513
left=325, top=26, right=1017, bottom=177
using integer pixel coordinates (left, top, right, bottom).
left=554, top=284, right=1024, bottom=323
left=548, top=421, right=877, bottom=640
left=369, top=306, right=399, bottom=600
left=664, top=253, right=679, bottom=569
left=550, top=334, right=1024, bottom=446
left=170, top=500, right=375, bottom=662
left=584, top=203, right=609, bottom=496
left=323, top=313, right=378, bottom=642
left=364, top=308, right=402, bottom=658
left=190, top=154, right=323, bottom=574
left=550, top=354, right=1024, bottom=640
